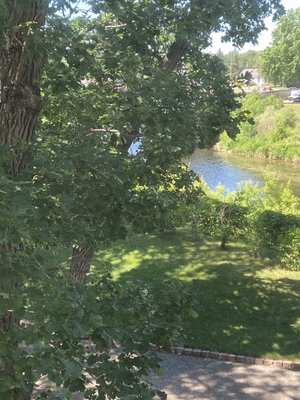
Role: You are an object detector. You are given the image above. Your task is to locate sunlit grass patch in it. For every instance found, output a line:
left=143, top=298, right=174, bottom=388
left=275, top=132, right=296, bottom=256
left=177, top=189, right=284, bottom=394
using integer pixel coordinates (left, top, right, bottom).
left=92, top=231, right=300, bottom=361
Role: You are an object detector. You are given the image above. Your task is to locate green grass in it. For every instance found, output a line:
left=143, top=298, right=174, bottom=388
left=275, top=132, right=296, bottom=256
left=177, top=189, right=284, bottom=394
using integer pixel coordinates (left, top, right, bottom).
left=92, top=231, right=300, bottom=361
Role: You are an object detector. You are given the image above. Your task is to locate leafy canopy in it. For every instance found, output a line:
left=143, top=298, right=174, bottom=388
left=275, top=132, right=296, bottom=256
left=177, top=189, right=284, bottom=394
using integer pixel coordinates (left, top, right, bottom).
left=260, top=7, right=300, bottom=86
left=0, top=0, right=286, bottom=398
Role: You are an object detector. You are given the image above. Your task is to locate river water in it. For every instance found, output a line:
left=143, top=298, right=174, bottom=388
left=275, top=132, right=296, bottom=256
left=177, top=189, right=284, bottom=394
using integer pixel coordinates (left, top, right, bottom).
left=187, top=149, right=300, bottom=198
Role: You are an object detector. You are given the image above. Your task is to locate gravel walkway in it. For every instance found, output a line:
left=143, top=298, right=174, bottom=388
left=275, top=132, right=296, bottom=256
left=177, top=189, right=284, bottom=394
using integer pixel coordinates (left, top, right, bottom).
left=150, top=353, right=300, bottom=400
left=33, top=352, right=300, bottom=399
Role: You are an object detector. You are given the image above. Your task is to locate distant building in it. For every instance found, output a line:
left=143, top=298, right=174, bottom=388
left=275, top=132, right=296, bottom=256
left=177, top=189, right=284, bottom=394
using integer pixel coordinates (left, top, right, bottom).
left=238, top=68, right=264, bottom=86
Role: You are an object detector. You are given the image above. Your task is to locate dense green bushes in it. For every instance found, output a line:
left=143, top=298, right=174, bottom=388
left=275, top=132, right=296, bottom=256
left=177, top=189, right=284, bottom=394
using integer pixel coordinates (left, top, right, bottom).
left=180, top=178, right=300, bottom=270
left=219, top=93, right=300, bottom=161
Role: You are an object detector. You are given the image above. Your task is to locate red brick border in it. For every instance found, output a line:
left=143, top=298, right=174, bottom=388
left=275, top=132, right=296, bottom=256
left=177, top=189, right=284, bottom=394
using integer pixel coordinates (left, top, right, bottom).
left=155, top=346, right=300, bottom=371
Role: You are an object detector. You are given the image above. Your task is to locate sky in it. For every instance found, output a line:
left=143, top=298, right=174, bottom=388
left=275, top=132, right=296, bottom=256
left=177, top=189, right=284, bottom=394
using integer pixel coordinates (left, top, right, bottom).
left=209, top=0, right=299, bottom=54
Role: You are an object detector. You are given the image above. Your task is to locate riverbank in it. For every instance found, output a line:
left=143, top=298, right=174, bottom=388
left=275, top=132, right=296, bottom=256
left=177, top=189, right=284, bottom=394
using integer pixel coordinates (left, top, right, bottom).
left=213, top=143, right=300, bottom=164
left=218, top=94, right=300, bottom=163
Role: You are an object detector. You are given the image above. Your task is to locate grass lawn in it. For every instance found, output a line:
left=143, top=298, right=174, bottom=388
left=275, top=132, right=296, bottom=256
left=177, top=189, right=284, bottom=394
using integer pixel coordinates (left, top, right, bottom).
left=92, top=231, right=300, bottom=361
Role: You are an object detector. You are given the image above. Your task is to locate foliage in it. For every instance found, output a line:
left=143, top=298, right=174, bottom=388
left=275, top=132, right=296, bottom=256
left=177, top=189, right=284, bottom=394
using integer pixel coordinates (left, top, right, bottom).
left=127, top=167, right=202, bottom=235
left=219, top=93, right=300, bottom=161
left=0, top=0, right=287, bottom=398
left=0, top=170, right=180, bottom=398
left=92, top=0, right=284, bottom=48
left=179, top=175, right=300, bottom=267
left=254, top=210, right=300, bottom=252
left=280, top=229, right=300, bottom=271
left=179, top=185, right=248, bottom=249
left=260, top=8, right=300, bottom=86
left=240, top=92, right=283, bottom=116
left=1, top=259, right=187, bottom=398
left=232, top=177, right=300, bottom=262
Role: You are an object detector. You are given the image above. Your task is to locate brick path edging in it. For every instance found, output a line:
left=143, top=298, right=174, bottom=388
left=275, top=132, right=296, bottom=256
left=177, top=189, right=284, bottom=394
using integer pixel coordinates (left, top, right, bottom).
left=155, top=346, right=300, bottom=371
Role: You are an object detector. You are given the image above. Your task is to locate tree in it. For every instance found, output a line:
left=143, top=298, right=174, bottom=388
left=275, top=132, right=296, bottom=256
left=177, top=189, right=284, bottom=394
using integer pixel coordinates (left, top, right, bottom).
left=0, top=1, right=285, bottom=398
left=260, top=8, right=300, bottom=87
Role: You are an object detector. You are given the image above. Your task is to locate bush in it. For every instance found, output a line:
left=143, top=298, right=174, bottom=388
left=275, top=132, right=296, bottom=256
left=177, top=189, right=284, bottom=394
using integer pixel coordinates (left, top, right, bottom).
left=279, top=228, right=300, bottom=271
left=242, top=92, right=283, bottom=117
left=219, top=93, right=300, bottom=161
left=254, top=211, right=300, bottom=253
left=184, top=178, right=300, bottom=262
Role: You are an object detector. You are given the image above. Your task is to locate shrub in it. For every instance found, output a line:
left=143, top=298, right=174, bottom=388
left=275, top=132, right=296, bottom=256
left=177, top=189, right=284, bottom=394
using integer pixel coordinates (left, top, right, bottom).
left=219, top=93, right=300, bottom=161
left=254, top=211, right=300, bottom=252
left=279, top=228, right=300, bottom=271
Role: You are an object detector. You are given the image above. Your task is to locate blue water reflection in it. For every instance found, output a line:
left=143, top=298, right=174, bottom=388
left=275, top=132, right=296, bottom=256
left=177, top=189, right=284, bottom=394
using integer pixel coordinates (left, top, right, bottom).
left=187, top=149, right=300, bottom=197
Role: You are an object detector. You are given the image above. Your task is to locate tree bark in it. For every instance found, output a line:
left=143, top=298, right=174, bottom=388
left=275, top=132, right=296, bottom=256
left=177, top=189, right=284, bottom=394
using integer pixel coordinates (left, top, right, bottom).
left=0, top=1, right=46, bottom=176
left=162, top=37, right=189, bottom=70
left=69, top=246, right=94, bottom=284
left=0, top=3, right=48, bottom=396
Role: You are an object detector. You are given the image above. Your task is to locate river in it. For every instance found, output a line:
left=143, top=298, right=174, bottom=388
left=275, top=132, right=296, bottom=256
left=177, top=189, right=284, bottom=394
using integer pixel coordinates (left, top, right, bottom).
left=187, top=149, right=300, bottom=198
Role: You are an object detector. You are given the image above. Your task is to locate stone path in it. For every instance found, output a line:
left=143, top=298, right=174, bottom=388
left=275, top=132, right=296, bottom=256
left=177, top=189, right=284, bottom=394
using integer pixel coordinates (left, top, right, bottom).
left=150, top=352, right=300, bottom=400
left=33, top=352, right=300, bottom=399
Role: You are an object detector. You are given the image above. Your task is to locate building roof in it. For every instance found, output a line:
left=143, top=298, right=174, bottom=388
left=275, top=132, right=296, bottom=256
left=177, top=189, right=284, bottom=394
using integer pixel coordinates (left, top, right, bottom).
left=239, top=68, right=260, bottom=78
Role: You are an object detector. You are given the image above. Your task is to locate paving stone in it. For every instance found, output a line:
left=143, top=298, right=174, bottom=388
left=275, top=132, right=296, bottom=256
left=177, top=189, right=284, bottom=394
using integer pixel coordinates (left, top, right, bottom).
left=183, top=347, right=193, bottom=355
left=282, top=361, right=293, bottom=369
left=292, top=362, right=300, bottom=371
left=227, top=354, right=237, bottom=362
left=209, top=351, right=219, bottom=359
left=273, top=360, right=283, bottom=368
left=218, top=352, right=229, bottom=361
left=201, top=350, right=211, bottom=358
left=263, top=359, right=274, bottom=366
left=254, top=358, right=264, bottom=365
left=245, top=357, right=256, bottom=364
left=169, top=347, right=298, bottom=371
left=173, top=347, right=184, bottom=355
left=192, top=349, right=202, bottom=357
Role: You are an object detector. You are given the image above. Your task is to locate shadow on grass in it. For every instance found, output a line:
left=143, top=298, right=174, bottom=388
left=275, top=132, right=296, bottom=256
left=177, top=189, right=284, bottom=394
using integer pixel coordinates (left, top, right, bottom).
left=92, top=231, right=300, bottom=361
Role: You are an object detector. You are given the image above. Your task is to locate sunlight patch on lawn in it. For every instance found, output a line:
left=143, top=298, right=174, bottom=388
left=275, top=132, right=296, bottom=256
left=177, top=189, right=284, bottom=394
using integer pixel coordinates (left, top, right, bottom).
left=92, top=233, right=300, bottom=360
left=165, top=264, right=215, bottom=281
left=291, top=318, right=300, bottom=333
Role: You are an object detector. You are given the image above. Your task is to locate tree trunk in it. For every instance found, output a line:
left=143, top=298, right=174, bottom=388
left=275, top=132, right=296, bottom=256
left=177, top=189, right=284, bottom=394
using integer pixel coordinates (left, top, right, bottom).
left=162, top=37, right=189, bottom=70
left=69, top=246, right=94, bottom=284
left=0, top=3, right=48, bottom=396
left=220, top=237, right=227, bottom=250
left=0, top=0, right=46, bottom=177
left=0, top=2, right=46, bottom=176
